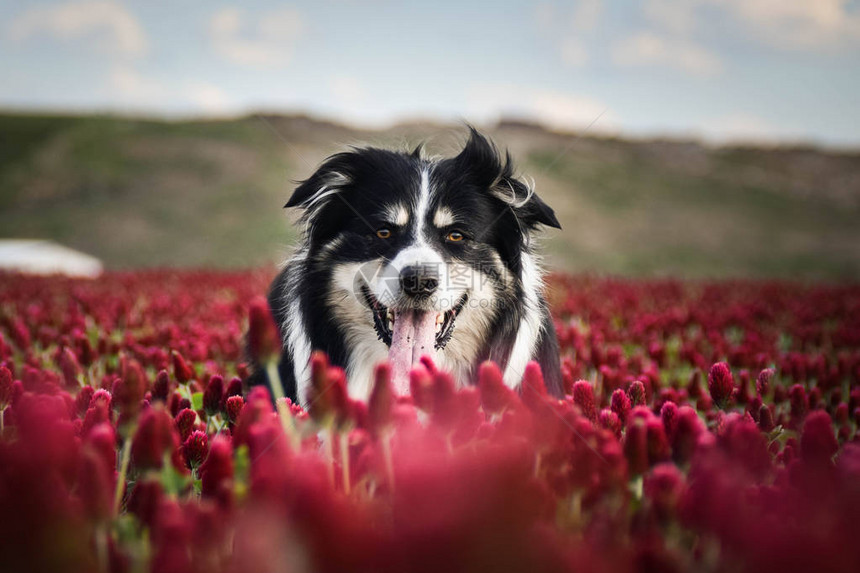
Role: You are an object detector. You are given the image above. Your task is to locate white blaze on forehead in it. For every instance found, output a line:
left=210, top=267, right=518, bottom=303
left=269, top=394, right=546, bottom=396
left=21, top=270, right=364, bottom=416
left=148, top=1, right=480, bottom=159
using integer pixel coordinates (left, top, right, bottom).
left=414, top=167, right=432, bottom=239
left=383, top=203, right=409, bottom=226
left=433, top=206, right=455, bottom=227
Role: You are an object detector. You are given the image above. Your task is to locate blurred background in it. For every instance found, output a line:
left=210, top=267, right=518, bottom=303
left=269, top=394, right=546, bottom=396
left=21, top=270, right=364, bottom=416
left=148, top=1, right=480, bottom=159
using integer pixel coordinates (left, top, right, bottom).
left=1, top=0, right=858, bottom=279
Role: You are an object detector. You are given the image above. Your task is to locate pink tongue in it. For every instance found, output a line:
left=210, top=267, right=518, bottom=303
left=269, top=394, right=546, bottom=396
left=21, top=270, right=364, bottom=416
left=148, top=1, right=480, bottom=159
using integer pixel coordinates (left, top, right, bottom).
left=389, top=309, right=437, bottom=394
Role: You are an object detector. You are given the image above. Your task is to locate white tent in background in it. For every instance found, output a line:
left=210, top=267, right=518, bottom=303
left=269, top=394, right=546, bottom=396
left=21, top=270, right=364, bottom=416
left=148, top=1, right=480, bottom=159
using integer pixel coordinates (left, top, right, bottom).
left=0, top=240, right=103, bottom=278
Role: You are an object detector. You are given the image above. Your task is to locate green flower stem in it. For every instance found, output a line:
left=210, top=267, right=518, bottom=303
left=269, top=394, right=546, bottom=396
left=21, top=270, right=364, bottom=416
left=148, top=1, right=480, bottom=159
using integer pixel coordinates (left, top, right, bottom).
left=324, top=425, right=335, bottom=488
left=340, top=431, right=351, bottom=495
left=114, top=436, right=132, bottom=515
left=631, top=475, right=644, bottom=501
left=95, top=523, right=109, bottom=573
left=568, top=491, right=582, bottom=529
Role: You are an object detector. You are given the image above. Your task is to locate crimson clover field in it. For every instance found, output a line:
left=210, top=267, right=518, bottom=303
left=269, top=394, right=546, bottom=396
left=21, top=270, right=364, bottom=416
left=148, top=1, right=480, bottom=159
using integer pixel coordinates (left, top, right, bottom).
left=1, top=269, right=859, bottom=573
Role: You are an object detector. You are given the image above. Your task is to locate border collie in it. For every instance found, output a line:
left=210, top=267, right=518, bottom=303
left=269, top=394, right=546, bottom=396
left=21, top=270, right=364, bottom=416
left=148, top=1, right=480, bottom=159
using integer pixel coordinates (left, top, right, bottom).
left=260, top=128, right=563, bottom=405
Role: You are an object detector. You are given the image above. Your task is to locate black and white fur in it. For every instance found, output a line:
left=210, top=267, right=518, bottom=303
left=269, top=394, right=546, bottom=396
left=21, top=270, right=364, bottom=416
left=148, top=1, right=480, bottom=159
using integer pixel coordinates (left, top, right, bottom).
left=258, top=129, right=563, bottom=405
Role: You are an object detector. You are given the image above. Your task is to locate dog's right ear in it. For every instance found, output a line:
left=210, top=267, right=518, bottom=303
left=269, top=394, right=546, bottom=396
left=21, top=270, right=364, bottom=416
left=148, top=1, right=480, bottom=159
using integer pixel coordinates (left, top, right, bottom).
left=284, top=153, right=355, bottom=212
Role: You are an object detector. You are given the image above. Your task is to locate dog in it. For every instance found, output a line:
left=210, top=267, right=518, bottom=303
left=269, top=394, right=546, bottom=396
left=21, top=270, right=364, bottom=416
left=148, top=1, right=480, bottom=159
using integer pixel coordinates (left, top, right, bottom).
left=257, top=128, right=563, bottom=405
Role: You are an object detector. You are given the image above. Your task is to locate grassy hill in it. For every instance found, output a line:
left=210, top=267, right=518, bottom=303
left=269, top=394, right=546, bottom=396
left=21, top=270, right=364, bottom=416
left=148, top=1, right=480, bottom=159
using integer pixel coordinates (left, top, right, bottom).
left=1, top=112, right=859, bottom=279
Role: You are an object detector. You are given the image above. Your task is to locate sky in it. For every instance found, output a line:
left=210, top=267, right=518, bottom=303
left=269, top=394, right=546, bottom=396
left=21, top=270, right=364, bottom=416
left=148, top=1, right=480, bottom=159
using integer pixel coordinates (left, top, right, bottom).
left=1, top=0, right=859, bottom=146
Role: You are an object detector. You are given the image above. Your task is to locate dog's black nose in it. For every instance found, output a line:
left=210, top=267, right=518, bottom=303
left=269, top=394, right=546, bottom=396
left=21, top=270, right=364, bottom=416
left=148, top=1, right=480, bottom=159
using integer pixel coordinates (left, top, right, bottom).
left=400, top=265, right=439, bottom=297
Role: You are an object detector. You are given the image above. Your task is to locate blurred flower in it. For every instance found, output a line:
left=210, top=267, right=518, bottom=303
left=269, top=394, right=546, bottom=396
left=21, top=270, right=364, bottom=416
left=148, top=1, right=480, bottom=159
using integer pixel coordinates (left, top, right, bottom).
left=152, top=370, right=170, bottom=402
left=369, top=362, right=393, bottom=436
left=0, top=365, right=13, bottom=409
left=572, top=380, right=597, bottom=421
left=521, top=361, right=549, bottom=411
left=224, top=376, right=243, bottom=402
left=611, top=388, right=632, bottom=423
left=247, top=296, right=280, bottom=364
left=789, top=384, right=808, bottom=427
left=77, top=440, right=114, bottom=521
left=113, top=359, right=147, bottom=432
left=172, top=350, right=194, bottom=384
left=660, top=401, right=678, bottom=439
left=132, top=405, right=179, bottom=471
left=175, top=408, right=198, bottom=442
left=307, top=351, right=348, bottom=424
left=707, top=362, right=733, bottom=408
left=478, top=361, right=516, bottom=415
left=225, top=395, right=244, bottom=425
left=672, top=406, right=704, bottom=465
left=625, top=417, right=649, bottom=475
left=409, top=364, right=434, bottom=412
left=756, top=368, right=774, bottom=396
left=58, top=347, right=82, bottom=388
left=203, top=375, right=225, bottom=416
left=646, top=418, right=671, bottom=465
left=801, top=411, right=838, bottom=464
left=128, top=478, right=163, bottom=530
left=183, top=430, right=209, bottom=470
left=1, top=268, right=859, bottom=573
left=598, top=408, right=622, bottom=437
left=758, top=404, right=775, bottom=432
left=644, top=463, right=685, bottom=521
left=200, top=435, right=233, bottom=507
left=73, top=385, right=94, bottom=418
left=628, top=380, right=646, bottom=407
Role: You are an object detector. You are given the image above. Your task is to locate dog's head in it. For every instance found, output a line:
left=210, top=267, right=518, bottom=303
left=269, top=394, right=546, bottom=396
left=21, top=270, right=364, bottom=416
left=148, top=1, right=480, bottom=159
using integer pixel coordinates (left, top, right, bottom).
left=286, top=128, right=560, bottom=382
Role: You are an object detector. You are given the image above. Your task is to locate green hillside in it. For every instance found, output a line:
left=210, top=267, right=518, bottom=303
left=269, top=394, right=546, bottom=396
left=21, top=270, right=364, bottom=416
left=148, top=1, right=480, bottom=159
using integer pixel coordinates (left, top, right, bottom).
left=1, top=112, right=859, bottom=279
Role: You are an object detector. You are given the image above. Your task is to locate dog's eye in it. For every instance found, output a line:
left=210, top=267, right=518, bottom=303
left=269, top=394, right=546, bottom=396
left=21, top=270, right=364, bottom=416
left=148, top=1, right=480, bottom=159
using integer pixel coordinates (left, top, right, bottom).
left=446, top=231, right=465, bottom=242
left=376, top=228, right=391, bottom=239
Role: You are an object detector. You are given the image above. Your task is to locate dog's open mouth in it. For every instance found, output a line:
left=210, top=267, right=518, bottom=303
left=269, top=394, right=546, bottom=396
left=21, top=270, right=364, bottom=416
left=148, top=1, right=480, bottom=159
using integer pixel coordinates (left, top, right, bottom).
left=361, top=285, right=467, bottom=351
left=360, top=285, right=467, bottom=390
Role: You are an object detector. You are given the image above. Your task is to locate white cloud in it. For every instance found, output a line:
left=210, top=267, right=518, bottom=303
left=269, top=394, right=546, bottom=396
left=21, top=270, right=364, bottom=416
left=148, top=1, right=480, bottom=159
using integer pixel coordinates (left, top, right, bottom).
left=571, top=0, right=603, bottom=32
left=328, top=76, right=366, bottom=104
left=107, top=65, right=235, bottom=115
left=466, top=84, right=617, bottom=133
left=185, top=82, right=234, bottom=114
left=535, top=1, right=602, bottom=68
left=7, top=0, right=147, bottom=57
left=643, top=0, right=700, bottom=35
left=559, top=37, right=589, bottom=67
left=210, top=7, right=303, bottom=68
left=612, top=31, right=722, bottom=76
left=109, top=65, right=165, bottom=100
left=720, top=0, right=860, bottom=49
left=643, top=0, right=860, bottom=51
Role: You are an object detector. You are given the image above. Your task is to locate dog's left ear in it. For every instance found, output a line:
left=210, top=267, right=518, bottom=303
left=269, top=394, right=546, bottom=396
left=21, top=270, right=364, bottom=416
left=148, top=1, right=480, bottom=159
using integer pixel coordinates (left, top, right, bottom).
left=491, top=160, right=561, bottom=230
left=454, top=128, right=561, bottom=230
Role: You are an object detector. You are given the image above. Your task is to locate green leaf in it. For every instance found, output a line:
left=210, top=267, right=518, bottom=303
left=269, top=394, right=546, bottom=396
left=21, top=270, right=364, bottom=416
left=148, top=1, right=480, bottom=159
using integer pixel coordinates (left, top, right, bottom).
left=113, top=513, right=140, bottom=543
left=767, top=425, right=796, bottom=446
left=159, top=455, right=191, bottom=496
left=233, top=445, right=250, bottom=501
left=191, top=392, right=204, bottom=411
